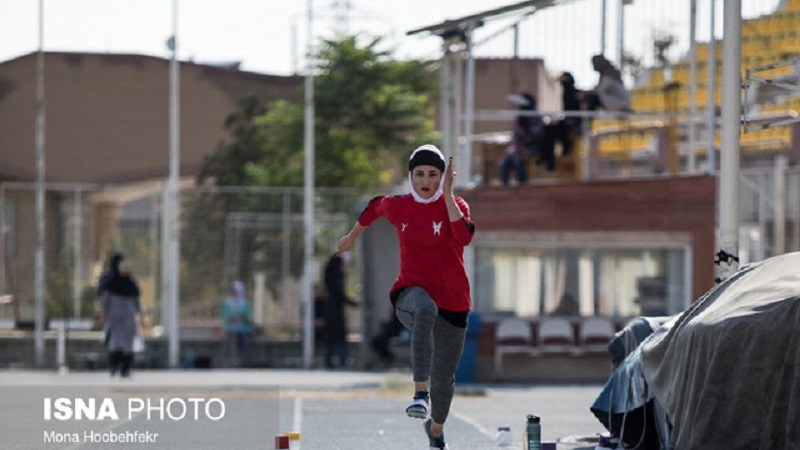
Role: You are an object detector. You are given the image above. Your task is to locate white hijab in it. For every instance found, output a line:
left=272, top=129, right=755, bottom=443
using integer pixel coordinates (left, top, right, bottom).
left=408, top=144, right=446, bottom=204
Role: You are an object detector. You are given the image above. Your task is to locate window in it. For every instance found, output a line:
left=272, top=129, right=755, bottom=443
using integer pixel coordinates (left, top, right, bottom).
left=473, top=242, right=689, bottom=318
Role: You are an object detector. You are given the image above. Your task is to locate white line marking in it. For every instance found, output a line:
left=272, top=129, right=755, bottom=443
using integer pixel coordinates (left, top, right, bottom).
left=293, top=397, right=303, bottom=433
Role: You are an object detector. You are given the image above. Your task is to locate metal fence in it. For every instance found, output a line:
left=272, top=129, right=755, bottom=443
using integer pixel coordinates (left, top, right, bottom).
left=1, top=167, right=799, bottom=334
left=0, top=183, right=367, bottom=338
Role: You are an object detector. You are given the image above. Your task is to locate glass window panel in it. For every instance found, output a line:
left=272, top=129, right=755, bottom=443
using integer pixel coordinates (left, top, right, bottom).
left=474, top=244, right=686, bottom=318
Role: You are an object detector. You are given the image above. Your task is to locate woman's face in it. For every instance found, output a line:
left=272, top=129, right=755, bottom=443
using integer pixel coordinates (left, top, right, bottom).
left=411, top=165, right=442, bottom=199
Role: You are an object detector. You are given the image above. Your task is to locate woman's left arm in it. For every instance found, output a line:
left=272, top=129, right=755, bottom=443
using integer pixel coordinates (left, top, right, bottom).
left=443, top=157, right=475, bottom=245
left=443, top=157, right=462, bottom=221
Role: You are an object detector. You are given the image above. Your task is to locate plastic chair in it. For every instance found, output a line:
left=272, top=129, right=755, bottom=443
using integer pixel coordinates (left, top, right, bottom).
left=494, top=317, right=533, bottom=375
left=537, top=317, right=575, bottom=353
left=579, top=316, right=616, bottom=353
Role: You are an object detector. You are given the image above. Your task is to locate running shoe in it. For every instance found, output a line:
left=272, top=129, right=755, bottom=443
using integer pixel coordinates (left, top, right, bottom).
left=405, top=391, right=429, bottom=419
left=424, top=418, right=448, bottom=450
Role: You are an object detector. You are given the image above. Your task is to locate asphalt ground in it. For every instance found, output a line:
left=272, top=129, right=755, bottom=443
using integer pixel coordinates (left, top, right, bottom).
left=0, top=369, right=608, bottom=450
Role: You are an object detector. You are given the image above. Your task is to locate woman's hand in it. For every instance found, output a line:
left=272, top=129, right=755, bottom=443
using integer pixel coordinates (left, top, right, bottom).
left=443, top=156, right=456, bottom=196
left=335, top=222, right=366, bottom=256
left=335, top=232, right=355, bottom=256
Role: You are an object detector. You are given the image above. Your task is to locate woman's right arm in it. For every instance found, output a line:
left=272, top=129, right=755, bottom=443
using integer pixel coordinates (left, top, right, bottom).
left=335, top=195, right=386, bottom=255
left=335, top=222, right=366, bottom=256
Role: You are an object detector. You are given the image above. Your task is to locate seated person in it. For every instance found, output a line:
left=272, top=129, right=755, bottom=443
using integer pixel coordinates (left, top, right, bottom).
left=580, top=55, right=631, bottom=112
left=497, top=92, right=545, bottom=183
left=540, top=72, right=584, bottom=170
left=549, top=294, right=579, bottom=316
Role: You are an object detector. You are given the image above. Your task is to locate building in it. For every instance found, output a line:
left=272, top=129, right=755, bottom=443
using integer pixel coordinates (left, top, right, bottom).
left=0, top=51, right=303, bottom=322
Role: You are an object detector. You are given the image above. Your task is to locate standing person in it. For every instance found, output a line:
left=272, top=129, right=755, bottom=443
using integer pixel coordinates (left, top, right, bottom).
left=336, top=144, right=475, bottom=450
left=498, top=92, right=545, bottom=183
left=99, top=252, right=144, bottom=378
left=549, top=293, right=579, bottom=317
left=221, top=281, right=252, bottom=368
left=542, top=72, right=582, bottom=161
left=581, top=54, right=631, bottom=112
left=313, top=283, right=327, bottom=346
left=323, top=253, right=357, bottom=369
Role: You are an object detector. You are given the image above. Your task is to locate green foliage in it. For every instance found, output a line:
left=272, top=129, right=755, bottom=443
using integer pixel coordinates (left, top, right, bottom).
left=46, top=246, right=96, bottom=320
left=197, top=34, right=438, bottom=190
left=182, top=35, right=437, bottom=307
left=197, top=95, right=272, bottom=186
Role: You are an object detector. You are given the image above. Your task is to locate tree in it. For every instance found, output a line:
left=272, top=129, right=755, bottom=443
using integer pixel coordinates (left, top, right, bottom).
left=198, top=35, right=438, bottom=189
left=183, top=35, right=437, bottom=309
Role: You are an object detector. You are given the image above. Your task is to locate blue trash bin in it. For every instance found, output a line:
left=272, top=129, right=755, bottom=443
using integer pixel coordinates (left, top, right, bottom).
left=455, top=313, right=481, bottom=383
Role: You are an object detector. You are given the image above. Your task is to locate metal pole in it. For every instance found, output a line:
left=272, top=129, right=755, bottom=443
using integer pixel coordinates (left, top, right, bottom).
left=0, top=186, right=5, bottom=293
left=618, top=0, right=625, bottom=73
left=291, top=19, right=299, bottom=75
left=717, top=0, right=741, bottom=281
left=149, top=195, right=159, bottom=326
left=56, top=324, right=66, bottom=373
left=73, top=189, right=82, bottom=318
left=441, top=38, right=457, bottom=158
left=160, top=188, right=169, bottom=344
left=461, top=26, right=476, bottom=187
left=706, top=0, right=717, bottom=174
left=600, top=0, right=607, bottom=54
left=34, top=0, right=47, bottom=370
left=165, top=0, right=181, bottom=368
left=774, top=153, right=787, bottom=255
left=302, top=0, right=316, bottom=369
left=687, top=0, right=698, bottom=173
left=282, top=192, right=291, bottom=326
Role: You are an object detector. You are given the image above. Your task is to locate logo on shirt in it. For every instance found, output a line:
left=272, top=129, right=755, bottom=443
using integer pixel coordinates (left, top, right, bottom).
left=432, top=221, right=442, bottom=236
left=401, top=223, right=408, bottom=232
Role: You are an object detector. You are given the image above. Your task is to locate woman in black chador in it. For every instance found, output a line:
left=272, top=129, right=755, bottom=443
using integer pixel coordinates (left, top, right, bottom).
left=323, top=254, right=357, bottom=369
left=98, top=253, right=144, bottom=377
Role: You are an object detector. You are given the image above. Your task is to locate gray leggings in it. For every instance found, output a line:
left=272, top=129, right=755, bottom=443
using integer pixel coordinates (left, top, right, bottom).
left=394, top=286, right=467, bottom=424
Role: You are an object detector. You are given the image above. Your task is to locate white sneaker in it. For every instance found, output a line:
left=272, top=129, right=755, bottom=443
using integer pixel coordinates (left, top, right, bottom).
left=405, top=396, right=428, bottom=419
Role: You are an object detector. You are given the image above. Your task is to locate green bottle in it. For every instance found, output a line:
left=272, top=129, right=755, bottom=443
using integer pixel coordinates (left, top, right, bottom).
left=525, top=414, right=541, bottom=450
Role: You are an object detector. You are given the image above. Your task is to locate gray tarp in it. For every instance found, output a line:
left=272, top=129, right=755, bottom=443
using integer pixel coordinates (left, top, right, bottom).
left=591, top=316, right=673, bottom=449
left=641, top=252, right=800, bottom=450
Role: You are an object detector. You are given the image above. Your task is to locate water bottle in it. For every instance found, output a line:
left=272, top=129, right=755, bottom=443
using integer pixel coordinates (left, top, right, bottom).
left=525, top=414, right=541, bottom=450
left=495, top=426, right=512, bottom=447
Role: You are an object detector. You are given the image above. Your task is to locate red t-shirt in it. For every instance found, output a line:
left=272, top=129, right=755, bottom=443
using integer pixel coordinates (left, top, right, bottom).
left=358, top=194, right=475, bottom=312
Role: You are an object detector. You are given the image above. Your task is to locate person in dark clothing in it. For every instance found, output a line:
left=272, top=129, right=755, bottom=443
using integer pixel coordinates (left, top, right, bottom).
left=313, top=283, right=326, bottom=345
left=98, top=252, right=144, bottom=377
left=370, top=313, right=405, bottom=364
left=540, top=72, right=584, bottom=171
left=498, top=92, right=545, bottom=184
left=555, top=72, right=583, bottom=155
left=323, top=254, right=357, bottom=369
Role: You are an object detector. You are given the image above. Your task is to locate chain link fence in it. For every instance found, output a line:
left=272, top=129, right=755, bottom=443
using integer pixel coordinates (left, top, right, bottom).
left=2, top=168, right=798, bottom=337
left=0, top=183, right=367, bottom=339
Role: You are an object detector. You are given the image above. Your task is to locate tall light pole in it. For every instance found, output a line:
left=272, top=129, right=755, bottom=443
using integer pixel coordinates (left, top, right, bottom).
left=162, top=0, right=181, bottom=368
left=600, top=0, right=606, bottom=54
left=717, top=0, right=741, bottom=281
left=34, top=0, right=47, bottom=369
left=302, top=0, right=316, bottom=369
left=706, top=0, right=717, bottom=174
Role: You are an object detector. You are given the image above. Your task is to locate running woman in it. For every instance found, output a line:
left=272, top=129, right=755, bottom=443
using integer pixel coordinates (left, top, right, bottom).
left=336, top=144, right=475, bottom=450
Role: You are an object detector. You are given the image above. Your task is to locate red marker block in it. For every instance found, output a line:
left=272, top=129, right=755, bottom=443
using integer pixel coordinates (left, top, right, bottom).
left=275, top=434, right=289, bottom=449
